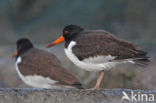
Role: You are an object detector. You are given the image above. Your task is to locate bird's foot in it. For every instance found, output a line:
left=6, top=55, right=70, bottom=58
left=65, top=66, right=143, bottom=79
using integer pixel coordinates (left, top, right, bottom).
left=85, top=87, right=101, bottom=91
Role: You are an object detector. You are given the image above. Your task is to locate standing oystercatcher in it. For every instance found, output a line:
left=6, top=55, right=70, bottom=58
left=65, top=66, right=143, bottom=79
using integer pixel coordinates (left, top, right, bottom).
left=46, top=25, right=149, bottom=90
left=12, top=38, right=83, bottom=89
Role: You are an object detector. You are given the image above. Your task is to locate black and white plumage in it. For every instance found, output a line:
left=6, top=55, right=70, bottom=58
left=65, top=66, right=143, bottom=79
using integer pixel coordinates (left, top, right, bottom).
left=13, top=38, right=83, bottom=89
left=46, top=25, right=150, bottom=90
left=64, top=30, right=149, bottom=71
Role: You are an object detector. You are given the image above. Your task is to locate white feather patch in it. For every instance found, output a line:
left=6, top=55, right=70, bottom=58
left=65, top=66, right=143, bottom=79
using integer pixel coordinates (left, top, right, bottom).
left=83, top=55, right=116, bottom=63
left=22, top=75, right=57, bottom=88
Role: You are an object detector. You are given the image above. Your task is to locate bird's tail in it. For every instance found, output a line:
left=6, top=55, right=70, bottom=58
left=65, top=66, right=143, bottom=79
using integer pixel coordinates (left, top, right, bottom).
left=133, top=50, right=150, bottom=67
left=73, top=82, right=85, bottom=89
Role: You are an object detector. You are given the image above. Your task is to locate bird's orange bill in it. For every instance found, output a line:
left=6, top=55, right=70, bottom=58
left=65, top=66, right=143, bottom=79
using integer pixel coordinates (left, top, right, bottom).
left=46, top=36, right=65, bottom=48
left=12, top=51, right=18, bottom=58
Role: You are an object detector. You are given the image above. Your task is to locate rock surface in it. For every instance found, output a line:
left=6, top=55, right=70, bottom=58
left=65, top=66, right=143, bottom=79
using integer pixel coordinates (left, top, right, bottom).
left=0, top=88, right=155, bottom=103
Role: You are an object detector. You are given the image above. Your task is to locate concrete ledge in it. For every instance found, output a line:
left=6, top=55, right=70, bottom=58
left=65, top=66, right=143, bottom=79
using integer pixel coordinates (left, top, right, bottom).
left=0, top=88, right=155, bottom=103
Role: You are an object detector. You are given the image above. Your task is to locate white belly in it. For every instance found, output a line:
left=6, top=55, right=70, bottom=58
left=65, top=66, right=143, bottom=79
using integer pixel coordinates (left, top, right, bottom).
left=15, top=57, right=57, bottom=88
left=64, top=41, right=132, bottom=72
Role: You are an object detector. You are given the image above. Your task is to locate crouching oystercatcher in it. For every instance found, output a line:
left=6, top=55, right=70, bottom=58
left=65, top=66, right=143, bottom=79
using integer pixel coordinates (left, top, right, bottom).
left=12, top=38, right=83, bottom=89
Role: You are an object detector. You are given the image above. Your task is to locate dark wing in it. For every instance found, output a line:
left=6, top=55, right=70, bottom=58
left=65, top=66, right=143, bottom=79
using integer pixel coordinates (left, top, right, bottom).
left=18, top=48, right=81, bottom=87
left=72, top=30, right=148, bottom=62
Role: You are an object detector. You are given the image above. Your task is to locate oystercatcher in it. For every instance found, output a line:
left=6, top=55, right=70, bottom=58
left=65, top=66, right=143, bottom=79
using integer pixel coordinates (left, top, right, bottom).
left=12, top=38, right=83, bottom=89
left=46, top=25, right=149, bottom=90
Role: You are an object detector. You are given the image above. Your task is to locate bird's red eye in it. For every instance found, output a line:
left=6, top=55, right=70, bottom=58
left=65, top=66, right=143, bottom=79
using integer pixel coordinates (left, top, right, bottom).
left=64, top=30, right=69, bottom=35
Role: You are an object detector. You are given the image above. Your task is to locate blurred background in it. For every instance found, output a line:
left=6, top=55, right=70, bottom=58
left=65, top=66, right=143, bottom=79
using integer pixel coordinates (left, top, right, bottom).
left=0, top=0, right=156, bottom=89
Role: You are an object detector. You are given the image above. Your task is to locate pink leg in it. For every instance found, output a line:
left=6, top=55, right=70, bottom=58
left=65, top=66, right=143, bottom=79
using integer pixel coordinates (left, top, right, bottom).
left=91, top=70, right=105, bottom=90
